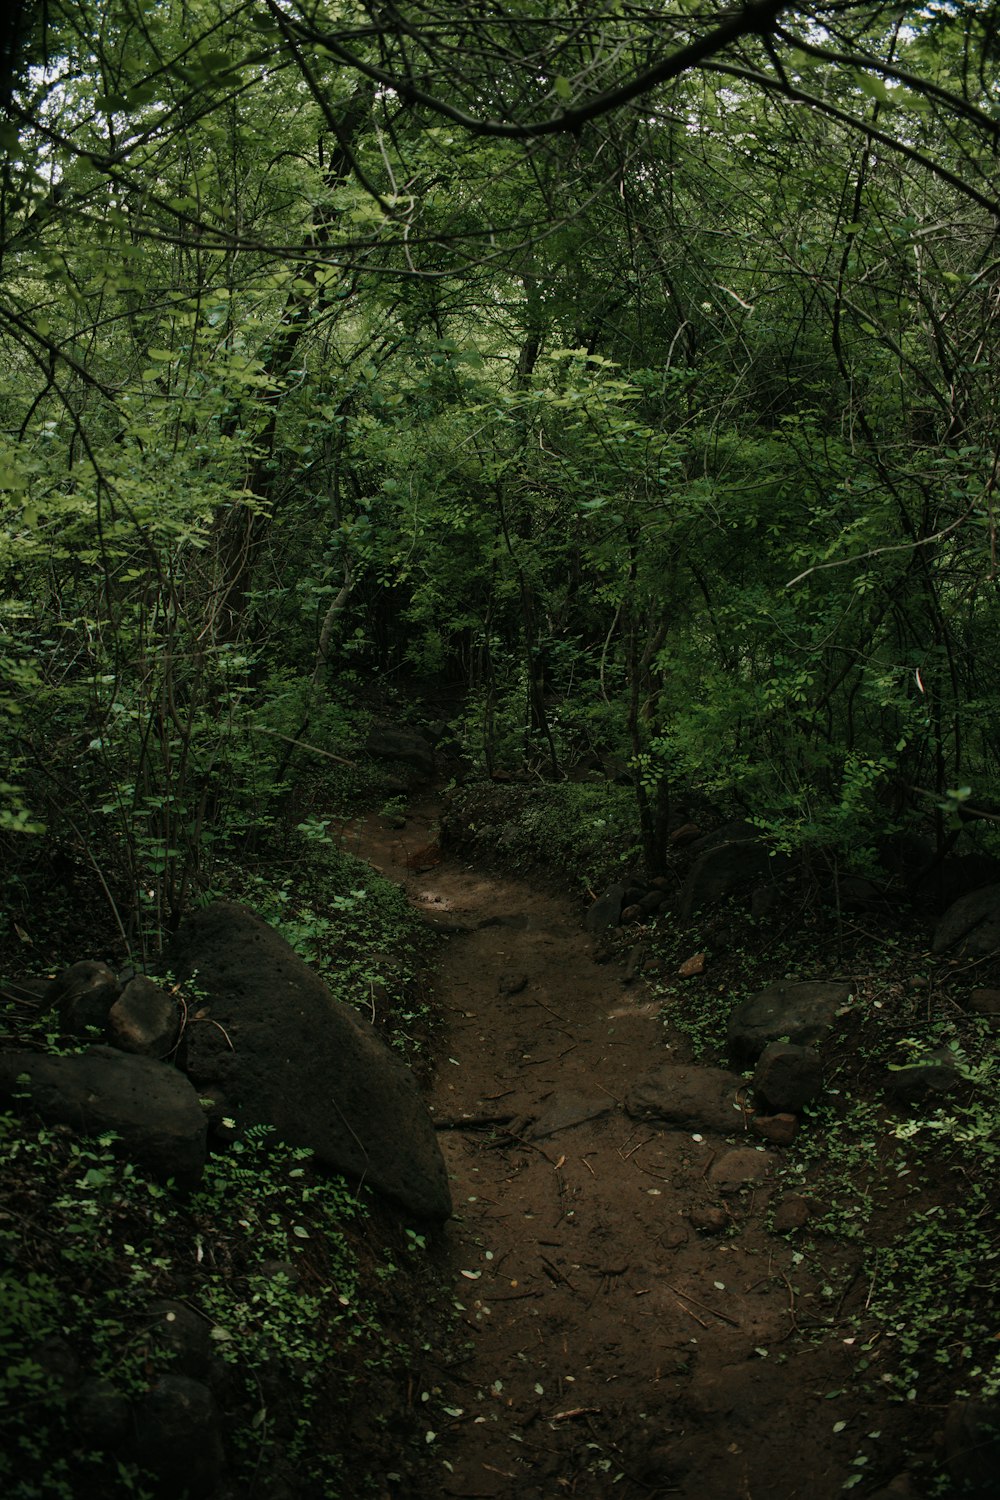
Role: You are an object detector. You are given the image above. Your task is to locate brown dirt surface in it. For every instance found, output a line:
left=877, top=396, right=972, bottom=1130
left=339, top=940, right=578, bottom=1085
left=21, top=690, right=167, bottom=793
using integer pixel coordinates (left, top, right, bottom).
left=345, top=801, right=922, bottom=1500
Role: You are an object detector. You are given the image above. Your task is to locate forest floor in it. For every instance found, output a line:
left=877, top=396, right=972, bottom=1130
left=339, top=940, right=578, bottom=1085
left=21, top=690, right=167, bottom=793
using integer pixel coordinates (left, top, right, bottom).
left=345, top=796, right=932, bottom=1500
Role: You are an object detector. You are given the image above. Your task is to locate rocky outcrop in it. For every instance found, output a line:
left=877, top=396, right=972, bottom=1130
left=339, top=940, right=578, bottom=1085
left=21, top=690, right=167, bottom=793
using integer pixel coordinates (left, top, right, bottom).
left=167, top=900, right=452, bottom=1221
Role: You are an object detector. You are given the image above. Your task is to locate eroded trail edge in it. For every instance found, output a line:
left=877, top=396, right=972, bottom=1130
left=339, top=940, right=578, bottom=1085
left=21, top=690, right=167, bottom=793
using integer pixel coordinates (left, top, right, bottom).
left=347, top=803, right=904, bottom=1500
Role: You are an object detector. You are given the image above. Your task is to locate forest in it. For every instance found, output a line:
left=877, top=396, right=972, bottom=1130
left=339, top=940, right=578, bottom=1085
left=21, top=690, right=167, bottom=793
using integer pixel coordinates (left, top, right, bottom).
left=2, top=2, right=1000, bottom=1497
left=1, top=0, right=998, bottom=924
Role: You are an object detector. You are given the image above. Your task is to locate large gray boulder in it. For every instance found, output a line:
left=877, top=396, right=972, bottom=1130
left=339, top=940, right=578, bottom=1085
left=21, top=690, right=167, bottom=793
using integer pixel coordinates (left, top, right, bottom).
left=0, top=1047, right=207, bottom=1184
left=166, top=901, right=452, bottom=1221
left=727, top=980, right=853, bottom=1064
left=932, top=884, right=1000, bottom=957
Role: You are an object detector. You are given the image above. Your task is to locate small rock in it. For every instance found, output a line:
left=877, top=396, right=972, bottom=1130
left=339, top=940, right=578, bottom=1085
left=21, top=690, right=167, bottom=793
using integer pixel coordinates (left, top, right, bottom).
left=585, top=883, right=627, bottom=936
left=623, top=944, right=645, bottom=984
left=751, top=1112, right=799, bottom=1146
left=108, top=976, right=180, bottom=1059
left=753, top=1043, right=823, bottom=1112
left=660, top=1223, right=690, bottom=1249
left=708, top=1147, right=772, bottom=1193
left=772, top=1194, right=813, bottom=1233
left=639, top=889, right=667, bottom=915
left=46, top=960, right=120, bottom=1037
left=689, top=1206, right=729, bottom=1234
left=728, top=980, right=853, bottom=1064
left=883, top=1052, right=962, bottom=1101
left=677, top=952, right=706, bottom=978
left=620, top=904, right=643, bottom=924
left=497, top=972, right=528, bottom=996
left=670, top=823, right=701, bottom=846
left=970, top=988, right=1000, bottom=1016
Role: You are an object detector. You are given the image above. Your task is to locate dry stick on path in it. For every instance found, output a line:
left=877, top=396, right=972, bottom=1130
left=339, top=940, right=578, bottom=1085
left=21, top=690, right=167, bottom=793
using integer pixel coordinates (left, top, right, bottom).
left=664, top=1281, right=741, bottom=1329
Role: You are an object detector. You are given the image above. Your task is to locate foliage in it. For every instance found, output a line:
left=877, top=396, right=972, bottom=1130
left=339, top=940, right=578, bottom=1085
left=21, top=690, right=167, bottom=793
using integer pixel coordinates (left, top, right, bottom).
left=447, top=779, right=641, bottom=893
left=0, top=1109, right=435, bottom=1498
left=214, top=830, right=439, bottom=1063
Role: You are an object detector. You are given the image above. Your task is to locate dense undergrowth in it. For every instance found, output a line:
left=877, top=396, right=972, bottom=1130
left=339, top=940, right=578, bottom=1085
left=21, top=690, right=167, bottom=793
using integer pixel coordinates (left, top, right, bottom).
left=0, top=773, right=448, bottom=1499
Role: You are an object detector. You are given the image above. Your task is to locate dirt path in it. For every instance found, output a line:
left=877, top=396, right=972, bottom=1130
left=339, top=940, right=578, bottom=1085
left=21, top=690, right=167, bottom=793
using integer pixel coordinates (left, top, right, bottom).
left=348, top=802, right=909, bottom=1500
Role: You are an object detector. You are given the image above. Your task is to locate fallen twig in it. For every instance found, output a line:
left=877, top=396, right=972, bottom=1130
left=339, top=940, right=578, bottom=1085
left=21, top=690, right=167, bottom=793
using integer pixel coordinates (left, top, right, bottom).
left=664, top=1280, right=741, bottom=1328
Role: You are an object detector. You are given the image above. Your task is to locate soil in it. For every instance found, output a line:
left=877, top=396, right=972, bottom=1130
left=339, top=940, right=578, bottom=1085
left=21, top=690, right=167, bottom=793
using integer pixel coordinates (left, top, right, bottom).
left=345, top=800, right=921, bottom=1500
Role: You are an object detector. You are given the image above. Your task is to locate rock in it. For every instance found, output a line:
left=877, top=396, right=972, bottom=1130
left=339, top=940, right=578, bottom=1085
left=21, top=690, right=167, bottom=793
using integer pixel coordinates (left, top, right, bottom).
left=727, top=980, right=853, bottom=1064
left=933, top=884, right=1000, bottom=957
left=751, top=1112, right=799, bottom=1146
left=72, top=1376, right=131, bottom=1449
left=689, top=1206, right=730, bottom=1234
left=0, top=1047, right=207, bottom=1184
left=752, top=1043, right=823, bottom=1112
left=680, top=822, right=781, bottom=918
left=143, top=1300, right=211, bottom=1378
left=166, top=901, right=452, bottom=1221
left=45, top=961, right=119, bottom=1037
left=670, top=822, right=701, bottom=846
left=497, top=972, right=528, bottom=996
left=883, top=1050, right=962, bottom=1102
left=623, top=945, right=645, bottom=984
left=639, top=889, right=667, bottom=915
left=708, top=1148, right=772, bottom=1193
left=625, top=1063, right=747, bottom=1134
left=107, top=976, right=180, bottom=1059
left=620, top=903, right=643, bottom=924
left=944, top=1398, right=1000, bottom=1496
left=585, top=882, right=627, bottom=936
left=677, top=952, right=706, bottom=978
left=365, top=722, right=435, bottom=777
left=135, top=1375, right=226, bottom=1498
left=771, top=1194, right=813, bottom=1233
left=970, top=988, right=1000, bottom=1017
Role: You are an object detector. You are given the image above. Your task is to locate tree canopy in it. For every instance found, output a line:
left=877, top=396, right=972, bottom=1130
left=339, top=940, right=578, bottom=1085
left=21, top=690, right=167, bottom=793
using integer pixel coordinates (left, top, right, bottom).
left=2, top=1, right=999, bottom=944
